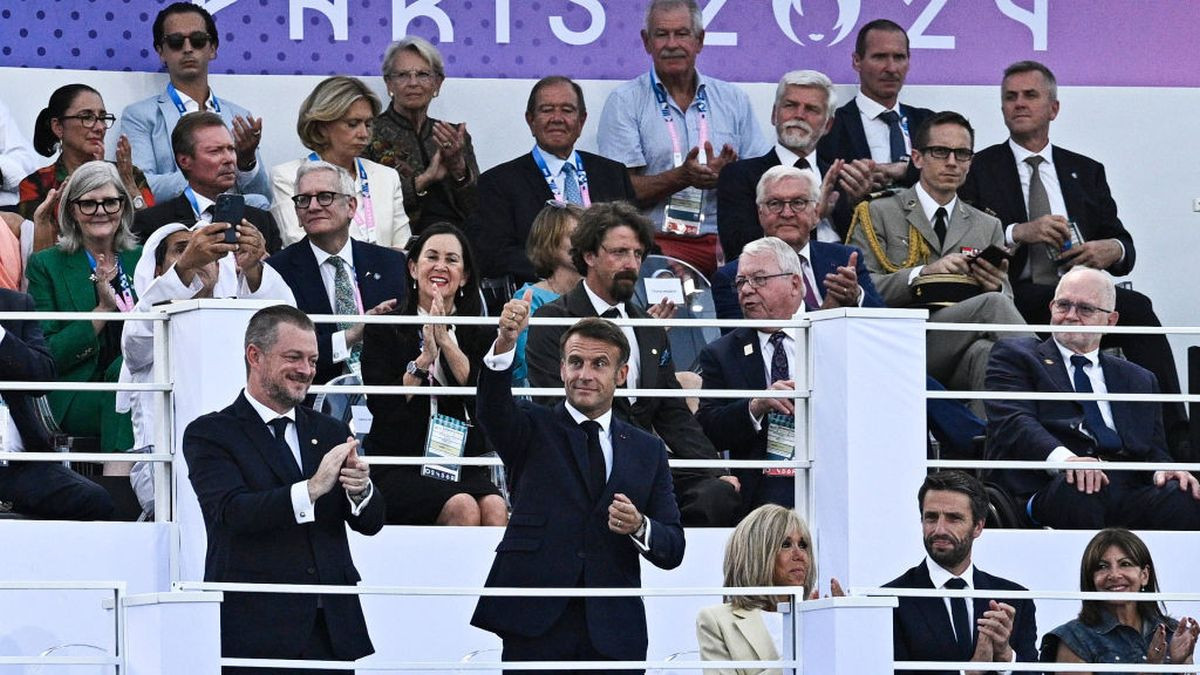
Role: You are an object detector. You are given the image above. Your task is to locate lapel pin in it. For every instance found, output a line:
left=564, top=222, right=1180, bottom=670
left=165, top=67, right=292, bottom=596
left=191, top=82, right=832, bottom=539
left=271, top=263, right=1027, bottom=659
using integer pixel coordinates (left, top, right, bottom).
left=651, top=348, right=658, bottom=355
left=374, top=273, right=381, bottom=280
left=743, top=344, right=754, bottom=356
left=311, top=439, right=318, bottom=445
left=1043, top=359, right=1055, bottom=365
left=1071, top=172, right=1078, bottom=179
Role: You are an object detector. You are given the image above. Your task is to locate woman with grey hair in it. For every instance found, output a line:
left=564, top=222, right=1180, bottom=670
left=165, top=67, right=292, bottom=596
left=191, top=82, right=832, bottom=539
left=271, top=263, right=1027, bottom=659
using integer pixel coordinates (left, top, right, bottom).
left=270, top=76, right=411, bottom=248
left=696, top=504, right=842, bottom=674
left=364, top=36, right=478, bottom=232
left=25, top=160, right=141, bottom=456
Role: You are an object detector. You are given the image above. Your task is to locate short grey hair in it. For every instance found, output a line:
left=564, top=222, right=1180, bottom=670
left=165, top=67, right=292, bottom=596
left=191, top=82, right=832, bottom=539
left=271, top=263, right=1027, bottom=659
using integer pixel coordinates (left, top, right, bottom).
left=1056, top=267, right=1116, bottom=309
left=382, top=36, right=445, bottom=80
left=741, top=236, right=803, bottom=277
left=643, top=0, right=703, bottom=35
left=1004, top=60, right=1058, bottom=101
left=55, top=160, right=139, bottom=254
left=756, top=165, right=820, bottom=203
left=774, top=70, right=837, bottom=122
left=294, top=160, right=356, bottom=196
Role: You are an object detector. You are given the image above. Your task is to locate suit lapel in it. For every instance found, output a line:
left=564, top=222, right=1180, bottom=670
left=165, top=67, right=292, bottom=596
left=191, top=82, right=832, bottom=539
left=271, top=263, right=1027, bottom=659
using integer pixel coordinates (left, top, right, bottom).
left=844, top=99, right=871, bottom=160
left=291, top=239, right=335, bottom=314
left=901, top=194, right=941, bottom=256
left=1052, top=147, right=1085, bottom=224
left=169, top=194, right=199, bottom=224
left=521, top=154, right=555, bottom=202
left=294, top=407, right=324, bottom=477
left=939, top=202, right=975, bottom=254
left=555, top=403, right=596, bottom=504
left=233, top=393, right=303, bottom=484
left=1036, top=339, right=1075, bottom=394
left=733, top=328, right=767, bottom=387
left=1099, top=352, right=1135, bottom=444
left=913, top=561, right=959, bottom=656
left=156, top=93, right=181, bottom=131
left=994, top=144, right=1028, bottom=222
left=732, top=607, right=778, bottom=660
left=62, top=250, right=99, bottom=311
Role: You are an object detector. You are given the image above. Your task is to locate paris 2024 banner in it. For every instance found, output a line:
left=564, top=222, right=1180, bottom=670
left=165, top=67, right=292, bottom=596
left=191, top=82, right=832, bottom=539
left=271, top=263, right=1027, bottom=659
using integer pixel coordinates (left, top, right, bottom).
left=1, top=0, right=1194, bottom=86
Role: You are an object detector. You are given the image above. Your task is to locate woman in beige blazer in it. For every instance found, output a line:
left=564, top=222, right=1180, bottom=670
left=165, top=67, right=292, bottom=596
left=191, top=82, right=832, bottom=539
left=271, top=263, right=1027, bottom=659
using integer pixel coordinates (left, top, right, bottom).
left=697, top=505, right=841, bottom=674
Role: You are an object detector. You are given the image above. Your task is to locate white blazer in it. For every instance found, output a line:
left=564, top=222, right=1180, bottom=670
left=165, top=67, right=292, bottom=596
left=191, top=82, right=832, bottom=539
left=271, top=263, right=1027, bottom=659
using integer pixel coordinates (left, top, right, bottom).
left=696, top=603, right=782, bottom=675
left=270, top=156, right=410, bottom=248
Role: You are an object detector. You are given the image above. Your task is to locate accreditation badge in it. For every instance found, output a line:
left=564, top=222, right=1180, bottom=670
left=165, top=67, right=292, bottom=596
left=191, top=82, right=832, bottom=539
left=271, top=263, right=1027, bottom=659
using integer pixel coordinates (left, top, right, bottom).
left=662, top=186, right=704, bottom=236
left=764, top=411, right=796, bottom=477
left=422, top=413, right=468, bottom=482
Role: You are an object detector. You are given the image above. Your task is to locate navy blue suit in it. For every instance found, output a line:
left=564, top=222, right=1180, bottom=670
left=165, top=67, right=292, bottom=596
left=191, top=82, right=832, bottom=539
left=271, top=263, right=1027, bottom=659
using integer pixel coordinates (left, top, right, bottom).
left=0, top=289, right=112, bottom=520
left=471, top=363, right=685, bottom=661
left=816, top=98, right=934, bottom=187
left=711, top=242, right=885, bottom=322
left=985, top=337, right=1198, bottom=529
left=266, top=238, right=407, bottom=386
left=885, top=560, right=1038, bottom=675
left=183, top=393, right=384, bottom=667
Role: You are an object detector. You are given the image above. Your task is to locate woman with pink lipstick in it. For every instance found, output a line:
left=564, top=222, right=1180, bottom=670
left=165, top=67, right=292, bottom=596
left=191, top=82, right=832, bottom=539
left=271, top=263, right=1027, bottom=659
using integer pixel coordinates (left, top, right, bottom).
left=697, top=504, right=842, bottom=673
left=1042, top=528, right=1198, bottom=670
left=360, top=223, right=507, bottom=526
left=19, top=84, right=154, bottom=252
left=270, top=76, right=411, bottom=249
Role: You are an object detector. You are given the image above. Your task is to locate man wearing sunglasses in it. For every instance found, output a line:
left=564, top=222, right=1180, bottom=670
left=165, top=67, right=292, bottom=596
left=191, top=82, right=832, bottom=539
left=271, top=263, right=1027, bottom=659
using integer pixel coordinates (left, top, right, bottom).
left=960, top=60, right=1190, bottom=460
left=984, top=267, right=1200, bottom=529
left=120, top=2, right=271, bottom=206
left=849, top=111, right=1030, bottom=407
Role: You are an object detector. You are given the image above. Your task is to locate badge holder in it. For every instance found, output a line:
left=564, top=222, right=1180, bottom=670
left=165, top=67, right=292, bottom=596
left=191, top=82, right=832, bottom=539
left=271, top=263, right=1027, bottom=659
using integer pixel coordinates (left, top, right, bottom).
left=663, top=188, right=704, bottom=237
left=764, top=411, right=796, bottom=477
left=422, top=395, right=468, bottom=482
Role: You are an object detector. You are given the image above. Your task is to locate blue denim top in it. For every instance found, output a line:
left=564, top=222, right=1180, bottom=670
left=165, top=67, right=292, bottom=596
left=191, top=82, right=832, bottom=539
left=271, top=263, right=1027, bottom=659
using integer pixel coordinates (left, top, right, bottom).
left=1046, top=610, right=1178, bottom=669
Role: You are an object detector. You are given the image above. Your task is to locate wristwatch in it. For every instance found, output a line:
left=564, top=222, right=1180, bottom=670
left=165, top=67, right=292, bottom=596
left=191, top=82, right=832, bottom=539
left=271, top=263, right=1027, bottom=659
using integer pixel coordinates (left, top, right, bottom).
left=406, top=360, right=430, bottom=381
left=632, top=515, right=647, bottom=540
left=132, top=195, right=146, bottom=209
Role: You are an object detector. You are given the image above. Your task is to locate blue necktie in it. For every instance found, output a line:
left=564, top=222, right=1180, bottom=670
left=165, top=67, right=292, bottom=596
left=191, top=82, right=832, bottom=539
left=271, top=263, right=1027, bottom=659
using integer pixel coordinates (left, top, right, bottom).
left=769, top=332, right=789, bottom=382
left=879, top=110, right=908, bottom=163
left=580, top=420, right=606, bottom=497
left=1070, top=355, right=1122, bottom=454
left=562, top=162, right=582, bottom=205
left=945, top=577, right=973, bottom=659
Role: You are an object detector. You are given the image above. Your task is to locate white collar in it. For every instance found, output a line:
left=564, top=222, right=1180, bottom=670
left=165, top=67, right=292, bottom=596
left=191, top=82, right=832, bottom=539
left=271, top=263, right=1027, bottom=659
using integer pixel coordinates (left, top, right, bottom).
left=582, top=279, right=626, bottom=318
left=535, top=144, right=575, bottom=176
left=1008, top=137, right=1054, bottom=167
left=1054, top=338, right=1101, bottom=367
left=564, top=400, right=613, bottom=435
left=172, top=85, right=216, bottom=111
left=773, top=144, right=819, bottom=171
left=244, top=388, right=296, bottom=424
left=190, top=189, right=215, bottom=214
left=925, top=557, right=976, bottom=590
left=914, top=182, right=957, bottom=224
left=855, top=91, right=898, bottom=120
left=756, top=305, right=806, bottom=342
left=796, top=242, right=812, bottom=264
left=309, top=237, right=355, bottom=269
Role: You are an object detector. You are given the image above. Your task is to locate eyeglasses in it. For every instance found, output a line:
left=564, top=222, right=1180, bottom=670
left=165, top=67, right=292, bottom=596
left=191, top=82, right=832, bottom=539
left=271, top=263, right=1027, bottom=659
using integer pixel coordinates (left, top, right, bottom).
left=921, top=146, right=974, bottom=162
left=1051, top=299, right=1113, bottom=319
left=59, top=111, right=117, bottom=128
left=73, top=197, right=124, bottom=215
left=162, top=31, right=213, bottom=51
left=733, top=272, right=793, bottom=290
left=761, top=198, right=815, bottom=215
left=599, top=245, right=645, bottom=262
left=385, top=70, right=436, bottom=84
left=291, top=191, right=348, bottom=209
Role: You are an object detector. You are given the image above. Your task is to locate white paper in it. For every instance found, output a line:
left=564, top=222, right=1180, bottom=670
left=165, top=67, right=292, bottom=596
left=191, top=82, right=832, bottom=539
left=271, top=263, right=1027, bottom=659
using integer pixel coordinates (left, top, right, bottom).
left=349, top=404, right=373, bottom=436
left=644, top=277, right=686, bottom=305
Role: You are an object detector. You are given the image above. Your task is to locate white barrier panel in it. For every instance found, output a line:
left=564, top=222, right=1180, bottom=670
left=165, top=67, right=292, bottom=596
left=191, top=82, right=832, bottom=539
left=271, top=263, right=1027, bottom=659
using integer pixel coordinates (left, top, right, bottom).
left=117, top=592, right=223, bottom=675
left=798, top=596, right=898, bottom=674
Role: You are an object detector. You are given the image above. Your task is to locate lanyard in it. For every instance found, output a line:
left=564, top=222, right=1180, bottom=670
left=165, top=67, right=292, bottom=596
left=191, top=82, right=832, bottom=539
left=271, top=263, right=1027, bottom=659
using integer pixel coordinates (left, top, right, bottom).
left=85, top=251, right=136, bottom=312
left=530, top=146, right=592, bottom=207
left=166, top=82, right=221, bottom=115
left=183, top=186, right=203, bottom=218
left=650, top=70, right=709, bottom=168
left=308, top=153, right=377, bottom=242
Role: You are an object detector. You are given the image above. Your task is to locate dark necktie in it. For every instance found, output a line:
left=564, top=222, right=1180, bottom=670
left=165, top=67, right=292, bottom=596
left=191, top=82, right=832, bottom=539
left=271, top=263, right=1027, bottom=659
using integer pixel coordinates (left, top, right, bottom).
left=798, top=257, right=820, bottom=310
left=1024, top=155, right=1058, bottom=284
left=1070, top=355, right=1123, bottom=454
left=768, top=331, right=789, bottom=383
left=600, top=307, right=620, bottom=320
left=932, top=207, right=948, bottom=249
left=579, top=420, right=606, bottom=497
left=794, top=157, right=810, bottom=170
left=267, top=417, right=299, bottom=471
left=878, top=110, right=908, bottom=163
left=944, top=577, right=972, bottom=659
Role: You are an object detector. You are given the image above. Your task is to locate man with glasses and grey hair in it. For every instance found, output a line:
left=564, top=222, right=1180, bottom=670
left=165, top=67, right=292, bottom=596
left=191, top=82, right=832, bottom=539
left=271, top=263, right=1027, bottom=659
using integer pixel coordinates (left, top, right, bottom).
left=266, top=161, right=405, bottom=386
left=718, top=70, right=876, bottom=258
left=985, top=266, right=1200, bottom=529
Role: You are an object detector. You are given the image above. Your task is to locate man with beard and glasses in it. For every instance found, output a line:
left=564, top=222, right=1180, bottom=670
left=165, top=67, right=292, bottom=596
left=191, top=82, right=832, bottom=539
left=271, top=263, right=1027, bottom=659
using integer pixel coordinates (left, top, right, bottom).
left=525, top=201, right=742, bottom=527
left=717, top=70, right=875, bottom=256
left=184, top=305, right=383, bottom=673
left=885, top=471, right=1038, bottom=674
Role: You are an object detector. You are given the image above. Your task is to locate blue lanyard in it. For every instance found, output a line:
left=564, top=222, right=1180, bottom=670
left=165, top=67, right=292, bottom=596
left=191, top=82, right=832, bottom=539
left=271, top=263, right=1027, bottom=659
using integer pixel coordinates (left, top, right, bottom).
left=166, top=83, right=221, bottom=115
left=84, top=251, right=136, bottom=311
left=530, top=146, right=591, bottom=206
left=649, top=70, right=709, bottom=166
left=183, top=186, right=202, bottom=218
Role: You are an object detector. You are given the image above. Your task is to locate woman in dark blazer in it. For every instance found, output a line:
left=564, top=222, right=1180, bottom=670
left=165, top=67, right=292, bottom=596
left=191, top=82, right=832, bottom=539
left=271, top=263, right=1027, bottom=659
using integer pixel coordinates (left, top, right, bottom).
left=25, top=160, right=141, bottom=455
left=361, top=222, right=507, bottom=525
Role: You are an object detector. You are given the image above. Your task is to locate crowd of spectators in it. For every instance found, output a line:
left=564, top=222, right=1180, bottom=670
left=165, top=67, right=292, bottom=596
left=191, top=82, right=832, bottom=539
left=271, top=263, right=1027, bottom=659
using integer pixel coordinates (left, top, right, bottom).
left=0, top=0, right=1196, bottom=667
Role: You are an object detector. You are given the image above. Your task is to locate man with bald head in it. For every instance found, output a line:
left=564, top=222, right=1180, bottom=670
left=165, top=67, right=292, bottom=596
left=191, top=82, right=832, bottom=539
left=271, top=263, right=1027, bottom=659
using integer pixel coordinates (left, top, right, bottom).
left=985, top=267, right=1200, bottom=529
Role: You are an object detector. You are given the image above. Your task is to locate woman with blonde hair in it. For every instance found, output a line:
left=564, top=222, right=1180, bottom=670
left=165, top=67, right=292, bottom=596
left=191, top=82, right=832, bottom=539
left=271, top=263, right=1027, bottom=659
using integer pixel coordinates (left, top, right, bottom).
left=270, top=76, right=410, bottom=248
left=696, top=504, right=842, bottom=674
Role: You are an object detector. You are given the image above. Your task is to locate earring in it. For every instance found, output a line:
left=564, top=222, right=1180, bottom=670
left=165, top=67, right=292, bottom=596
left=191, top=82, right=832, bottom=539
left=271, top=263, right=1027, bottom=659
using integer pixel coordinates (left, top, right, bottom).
left=458, top=286, right=464, bottom=298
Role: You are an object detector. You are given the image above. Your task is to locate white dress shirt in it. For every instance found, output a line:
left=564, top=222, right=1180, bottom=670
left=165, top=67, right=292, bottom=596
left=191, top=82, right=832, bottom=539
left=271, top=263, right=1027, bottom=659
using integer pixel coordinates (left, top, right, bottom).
left=1045, top=339, right=1116, bottom=464
left=582, top=281, right=641, bottom=397
left=309, top=238, right=361, bottom=365
left=856, top=92, right=913, bottom=164
left=925, top=558, right=1016, bottom=673
left=749, top=306, right=804, bottom=428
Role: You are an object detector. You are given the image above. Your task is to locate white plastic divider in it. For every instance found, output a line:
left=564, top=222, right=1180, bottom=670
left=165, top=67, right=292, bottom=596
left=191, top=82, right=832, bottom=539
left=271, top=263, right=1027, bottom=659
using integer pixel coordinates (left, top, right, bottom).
left=0, top=581, right=125, bottom=671
left=114, top=591, right=223, bottom=675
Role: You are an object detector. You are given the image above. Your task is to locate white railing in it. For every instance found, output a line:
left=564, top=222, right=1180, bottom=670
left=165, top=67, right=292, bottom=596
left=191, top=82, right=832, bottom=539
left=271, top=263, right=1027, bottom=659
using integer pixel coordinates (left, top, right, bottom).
left=0, top=581, right=125, bottom=670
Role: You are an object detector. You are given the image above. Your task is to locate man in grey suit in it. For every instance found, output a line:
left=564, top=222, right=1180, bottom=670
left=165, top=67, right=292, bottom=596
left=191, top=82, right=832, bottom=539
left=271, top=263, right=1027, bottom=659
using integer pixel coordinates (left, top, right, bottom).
left=849, top=111, right=1029, bottom=398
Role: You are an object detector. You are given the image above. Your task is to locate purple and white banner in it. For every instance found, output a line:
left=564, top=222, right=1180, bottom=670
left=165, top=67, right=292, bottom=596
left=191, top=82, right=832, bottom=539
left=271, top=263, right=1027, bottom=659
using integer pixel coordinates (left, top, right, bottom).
left=1, top=1, right=1195, bottom=86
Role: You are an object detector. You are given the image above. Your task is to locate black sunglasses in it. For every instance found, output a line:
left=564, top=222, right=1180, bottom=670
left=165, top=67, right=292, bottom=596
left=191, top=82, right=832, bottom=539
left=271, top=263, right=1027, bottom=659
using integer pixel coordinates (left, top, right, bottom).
left=162, top=31, right=212, bottom=51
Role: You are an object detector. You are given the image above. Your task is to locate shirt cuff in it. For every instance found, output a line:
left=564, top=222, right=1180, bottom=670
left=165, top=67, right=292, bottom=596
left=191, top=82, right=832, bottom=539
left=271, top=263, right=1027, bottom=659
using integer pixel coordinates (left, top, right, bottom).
left=346, top=480, right=374, bottom=515
left=854, top=284, right=865, bottom=307
left=1046, top=446, right=1077, bottom=474
left=0, top=325, right=7, bottom=343
left=1005, top=223, right=1018, bottom=247
left=1112, top=238, right=1126, bottom=264
left=749, top=401, right=764, bottom=431
left=331, top=330, right=349, bottom=363
left=291, top=480, right=316, bottom=523
left=908, top=266, right=925, bottom=285
left=483, top=341, right=515, bottom=371
left=629, top=517, right=651, bottom=552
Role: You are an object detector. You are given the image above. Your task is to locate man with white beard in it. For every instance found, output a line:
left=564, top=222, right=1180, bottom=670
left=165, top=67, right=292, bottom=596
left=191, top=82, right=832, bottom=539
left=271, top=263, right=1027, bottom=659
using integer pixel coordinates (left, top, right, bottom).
left=717, top=69, right=876, bottom=258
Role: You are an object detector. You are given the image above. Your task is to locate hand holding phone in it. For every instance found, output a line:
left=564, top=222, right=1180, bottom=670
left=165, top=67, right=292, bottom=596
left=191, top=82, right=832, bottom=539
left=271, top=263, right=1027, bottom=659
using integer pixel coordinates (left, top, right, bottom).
left=212, top=194, right=245, bottom=245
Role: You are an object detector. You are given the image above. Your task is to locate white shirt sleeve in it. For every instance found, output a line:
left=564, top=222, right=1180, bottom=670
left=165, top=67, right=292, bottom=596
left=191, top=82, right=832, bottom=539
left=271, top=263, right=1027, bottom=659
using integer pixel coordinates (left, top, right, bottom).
left=346, top=480, right=374, bottom=515
left=483, top=341, right=516, bottom=371
left=630, top=517, right=652, bottom=552
left=1045, top=446, right=1077, bottom=474
left=331, top=330, right=350, bottom=364
left=291, top=480, right=316, bottom=523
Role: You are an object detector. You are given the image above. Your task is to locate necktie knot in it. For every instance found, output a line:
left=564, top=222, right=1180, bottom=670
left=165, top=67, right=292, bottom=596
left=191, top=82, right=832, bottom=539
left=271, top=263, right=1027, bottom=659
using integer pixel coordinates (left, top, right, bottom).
left=878, top=110, right=908, bottom=164
left=879, top=110, right=900, bottom=124
left=600, top=307, right=620, bottom=319
left=794, top=157, right=811, bottom=170
left=933, top=206, right=948, bottom=247
left=268, top=417, right=290, bottom=439
left=1025, top=155, right=1045, bottom=169
left=1070, top=354, right=1091, bottom=370
left=945, top=576, right=968, bottom=590
left=580, top=419, right=601, bottom=435
left=769, top=331, right=787, bottom=349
